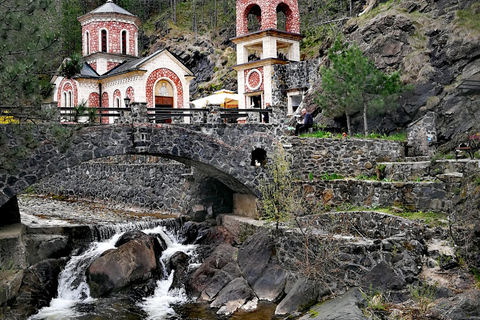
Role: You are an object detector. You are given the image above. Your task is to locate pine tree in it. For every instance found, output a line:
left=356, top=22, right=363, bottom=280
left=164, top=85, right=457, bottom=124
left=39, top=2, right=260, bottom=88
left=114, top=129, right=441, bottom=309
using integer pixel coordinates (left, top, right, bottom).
left=315, top=38, right=405, bottom=136
left=0, top=0, right=60, bottom=112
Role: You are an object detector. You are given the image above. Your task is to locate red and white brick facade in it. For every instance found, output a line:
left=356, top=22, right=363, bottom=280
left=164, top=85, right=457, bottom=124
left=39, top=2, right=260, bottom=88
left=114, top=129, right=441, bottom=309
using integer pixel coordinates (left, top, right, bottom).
left=57, top=78, right=78, bottom=108
left=236, top=0, right=300, bottom=36
left=81, top=21, right=138, bottom=57
left=233, top=0, right=301, bottom=109
left=244, top=67, right=264, bottom=93
left=146, top=68, right=184, bottom=109
left=52, top=1, right=193, bottom=124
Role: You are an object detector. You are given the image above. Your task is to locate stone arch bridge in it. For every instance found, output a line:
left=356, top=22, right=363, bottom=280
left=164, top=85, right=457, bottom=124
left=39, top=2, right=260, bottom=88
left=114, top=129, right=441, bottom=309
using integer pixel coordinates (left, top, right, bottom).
left=0, top=122, right=281, bottom=223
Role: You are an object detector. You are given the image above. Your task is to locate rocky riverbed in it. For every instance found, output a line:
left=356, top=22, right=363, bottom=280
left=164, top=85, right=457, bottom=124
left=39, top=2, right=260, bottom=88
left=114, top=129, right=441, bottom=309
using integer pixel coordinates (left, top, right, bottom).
left=2, top=195, right=480, bottom=320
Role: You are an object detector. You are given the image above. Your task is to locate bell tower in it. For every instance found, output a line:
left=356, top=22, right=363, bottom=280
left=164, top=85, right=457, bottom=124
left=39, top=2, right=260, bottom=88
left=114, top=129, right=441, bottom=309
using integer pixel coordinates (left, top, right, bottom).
left=77, top=0, right=141, bottom=75
left=232, top=0, right=302, bottom=110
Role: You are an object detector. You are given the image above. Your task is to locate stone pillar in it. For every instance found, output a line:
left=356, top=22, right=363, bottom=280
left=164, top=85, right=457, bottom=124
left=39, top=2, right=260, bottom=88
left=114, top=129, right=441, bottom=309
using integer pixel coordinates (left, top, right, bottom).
left=407, top=111, right=437, bottom=157
left=131, top=102, right=149, bottom=123
left=0, top=196, right=21, bottom=228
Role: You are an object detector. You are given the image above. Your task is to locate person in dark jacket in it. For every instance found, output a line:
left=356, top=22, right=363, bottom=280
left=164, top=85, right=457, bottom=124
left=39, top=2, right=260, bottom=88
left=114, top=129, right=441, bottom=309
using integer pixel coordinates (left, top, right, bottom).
left=295, top=108, right=313, bottom=135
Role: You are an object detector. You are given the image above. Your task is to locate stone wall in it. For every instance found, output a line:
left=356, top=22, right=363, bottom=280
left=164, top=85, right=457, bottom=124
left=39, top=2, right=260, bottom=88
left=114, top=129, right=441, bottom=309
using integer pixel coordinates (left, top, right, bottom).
left=31, top=155, right=238, bottom=216
left=271, top=59, right=321, bottom=107
left=299, top=179, right=458, bottom=212
left=289, top=137, right=405, bottom=179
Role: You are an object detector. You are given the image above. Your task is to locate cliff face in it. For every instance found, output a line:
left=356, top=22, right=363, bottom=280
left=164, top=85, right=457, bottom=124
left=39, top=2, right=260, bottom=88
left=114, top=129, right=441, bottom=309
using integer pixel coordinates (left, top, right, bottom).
left=343, top=0, right=480, bottom=148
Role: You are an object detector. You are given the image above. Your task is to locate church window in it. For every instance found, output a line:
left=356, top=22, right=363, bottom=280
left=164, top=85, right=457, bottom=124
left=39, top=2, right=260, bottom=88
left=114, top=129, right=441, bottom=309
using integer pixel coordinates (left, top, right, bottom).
left=68, top=91, right=72, bottom=108
left=276, top=4, right=288, bottom=31
left=115, top=97, right=120, bottom=108
left=121, top=30, right=127, bottom=55
left=63, top=92, right=67, bottom=108
left=101, top=30, right=107, bottom=52
left=246, top=5, right=261, bottom=33
left=86, top=32, right=90, bottom=55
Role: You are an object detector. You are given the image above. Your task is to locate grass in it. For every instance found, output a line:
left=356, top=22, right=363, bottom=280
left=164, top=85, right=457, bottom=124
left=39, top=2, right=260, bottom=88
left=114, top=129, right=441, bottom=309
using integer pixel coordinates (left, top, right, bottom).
left=455, top=3, right=480, bottom=32
left=301, top=130, right=407, bottom=141
left=321, top=172, right=344, bottom=180
left=334, top=204, right=448, bottom=227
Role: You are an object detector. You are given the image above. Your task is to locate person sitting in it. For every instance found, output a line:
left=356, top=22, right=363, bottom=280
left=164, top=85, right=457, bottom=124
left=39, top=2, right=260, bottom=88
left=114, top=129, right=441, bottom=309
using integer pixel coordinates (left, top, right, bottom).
left=295, top=108, right=313, bottom=136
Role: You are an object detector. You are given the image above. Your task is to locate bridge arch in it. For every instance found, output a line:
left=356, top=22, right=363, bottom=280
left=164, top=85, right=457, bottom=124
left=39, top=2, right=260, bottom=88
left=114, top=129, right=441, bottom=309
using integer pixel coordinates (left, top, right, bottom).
left=0, top=123, right=277, bottom=221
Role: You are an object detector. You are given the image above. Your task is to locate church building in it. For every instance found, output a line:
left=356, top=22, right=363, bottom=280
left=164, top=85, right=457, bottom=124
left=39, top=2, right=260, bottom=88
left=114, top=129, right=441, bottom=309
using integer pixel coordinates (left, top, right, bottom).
left=51, top=0, right=194, bottom=123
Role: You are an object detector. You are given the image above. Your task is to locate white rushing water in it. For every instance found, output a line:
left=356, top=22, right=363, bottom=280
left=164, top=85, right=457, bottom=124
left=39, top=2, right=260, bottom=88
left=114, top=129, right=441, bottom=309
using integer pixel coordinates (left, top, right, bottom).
left=29, top=224, right=196, bottom=320
left=139, top=226, right=197, bottom=320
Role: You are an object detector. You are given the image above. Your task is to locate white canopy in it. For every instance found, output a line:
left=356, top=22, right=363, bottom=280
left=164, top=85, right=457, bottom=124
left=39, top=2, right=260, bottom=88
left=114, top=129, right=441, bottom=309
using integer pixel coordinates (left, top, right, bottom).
left=191, top=90, right=239, bottom=108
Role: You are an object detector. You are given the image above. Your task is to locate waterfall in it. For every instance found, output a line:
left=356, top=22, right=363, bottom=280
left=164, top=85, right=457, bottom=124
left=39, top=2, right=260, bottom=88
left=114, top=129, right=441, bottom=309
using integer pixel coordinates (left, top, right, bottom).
left=29, top=222, right=195, bottom=320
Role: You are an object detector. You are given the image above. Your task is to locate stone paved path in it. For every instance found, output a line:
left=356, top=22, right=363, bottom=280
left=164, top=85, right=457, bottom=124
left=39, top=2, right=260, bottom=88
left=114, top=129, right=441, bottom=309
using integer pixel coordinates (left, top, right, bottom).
left=18, top=195, right=176, bottom=227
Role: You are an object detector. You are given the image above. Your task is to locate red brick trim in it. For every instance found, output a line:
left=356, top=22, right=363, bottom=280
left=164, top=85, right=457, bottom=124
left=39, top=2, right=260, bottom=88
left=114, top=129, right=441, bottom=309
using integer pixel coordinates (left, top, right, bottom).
left=57, top=78, right=78, bottom=107
left=146, top=68, right=183, bottom=109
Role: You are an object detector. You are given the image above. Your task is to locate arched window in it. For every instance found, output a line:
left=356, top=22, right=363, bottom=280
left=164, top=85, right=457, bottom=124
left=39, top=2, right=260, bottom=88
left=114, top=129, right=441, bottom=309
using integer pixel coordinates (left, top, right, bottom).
left=276, top=4, right=288, bottom=31
left=121, top=30, right=127, bottom=55
left=101, top=30, right=107, bottom=52
left=86, top=31, right=90, bottom=55
left=63, top=92, right=67, bottom=108
left=247, top=5, right=261, bottom=33
left=68, top=91, right=72, bottom=108
left=115, top=97, right=120, bottom=108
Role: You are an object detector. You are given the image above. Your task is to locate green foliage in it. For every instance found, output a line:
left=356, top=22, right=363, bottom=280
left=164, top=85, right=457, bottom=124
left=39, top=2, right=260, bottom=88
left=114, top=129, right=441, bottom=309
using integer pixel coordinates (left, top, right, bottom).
left=59, top=0, right=84, bottom=56
left=73, top=102, right=88, bottom=122
left=309, top=172, right=314, bottom=181
left=258, top=145, right=298, bottom=229
left=315, top=37, right=406, bottom=136
left=455, top=3, right=480, bottom=32
left=470, top=267, right=480, bottom=289
left=409, top=282, right=437, bottom=314
left=321, top=172, right=343, bottom=180
left=61, top=53, right=83, bottom=79
left=0, top=0, right=59, bottom=110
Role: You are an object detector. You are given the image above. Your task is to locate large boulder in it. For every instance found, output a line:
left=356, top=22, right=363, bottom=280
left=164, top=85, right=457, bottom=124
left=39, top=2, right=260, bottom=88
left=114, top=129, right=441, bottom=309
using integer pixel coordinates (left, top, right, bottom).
left=275, top=277, right=326, bottom=316
left=210, top=277, right=257, bottom=316
left=189, top=243, right=239, bottom=300
left=300, top=288, right=368, bottom=320
left=169, top=251, right=190, bottom=290
left=237, top=231, right=274, bottom=286
left=86, top=231, right=163, bottom=298
left=360, top=261, right=406, bottom=291
left=252, top=263, right=286, bottom=302
left=7, top=258, right=65, bottom=319
left=237, top=231, right=286, bottom=301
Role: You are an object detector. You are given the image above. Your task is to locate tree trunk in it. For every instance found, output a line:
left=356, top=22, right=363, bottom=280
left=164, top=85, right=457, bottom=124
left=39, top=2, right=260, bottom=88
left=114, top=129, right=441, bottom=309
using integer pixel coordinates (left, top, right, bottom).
left=345, top=111, right=352, bottom=136
left=172, top=0, right=177, bottom=24
left=363, top=98, right=368, bottom=136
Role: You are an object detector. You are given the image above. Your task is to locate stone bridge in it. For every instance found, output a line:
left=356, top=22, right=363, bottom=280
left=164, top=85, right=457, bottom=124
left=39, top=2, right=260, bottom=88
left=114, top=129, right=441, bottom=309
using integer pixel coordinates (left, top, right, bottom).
left=0, top=122, right=282, bottom=224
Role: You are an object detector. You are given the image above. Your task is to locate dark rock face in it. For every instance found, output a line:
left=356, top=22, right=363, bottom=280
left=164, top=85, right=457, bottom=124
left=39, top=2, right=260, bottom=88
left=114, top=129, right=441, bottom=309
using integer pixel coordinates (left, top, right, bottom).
left=8, top=259, right=65, bottom=319
left=210, top=277, right=257, bottom=316
left=190, top=243, right=239, bottom=299
left=86, top=231, right=163, bottom=298
left=433, top=290, right=480, bottom=319
left=330, top=0, right=480, bottom=145
left=300, top=288, right=367, bottom=320
left=275, top=277, right=322, bottom=316
left=360, top=261, right=406, bottom=291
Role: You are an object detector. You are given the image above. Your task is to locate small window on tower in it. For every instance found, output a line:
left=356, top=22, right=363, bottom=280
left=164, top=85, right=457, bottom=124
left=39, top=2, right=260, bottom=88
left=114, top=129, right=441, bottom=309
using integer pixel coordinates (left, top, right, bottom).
left=101, top=30, right=107, bottom=52
left=86, top=32, right=90, bottom=55
left=121, top=31, right=127, bottom=55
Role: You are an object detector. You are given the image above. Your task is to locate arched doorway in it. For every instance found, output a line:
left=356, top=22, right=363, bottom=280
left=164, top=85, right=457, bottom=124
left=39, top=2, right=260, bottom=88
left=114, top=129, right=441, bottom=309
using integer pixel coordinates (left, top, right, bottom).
left=154, top=79, right=174, bottom=123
